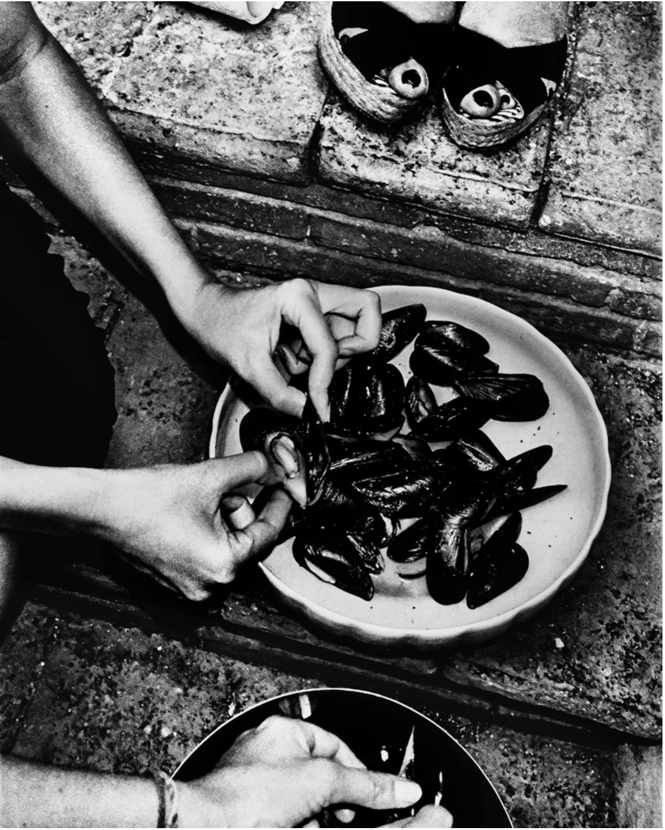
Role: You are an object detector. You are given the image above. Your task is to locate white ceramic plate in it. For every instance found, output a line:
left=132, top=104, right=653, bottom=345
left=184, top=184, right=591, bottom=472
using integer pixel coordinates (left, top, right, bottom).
left=210, top=285, right=611, bottom=649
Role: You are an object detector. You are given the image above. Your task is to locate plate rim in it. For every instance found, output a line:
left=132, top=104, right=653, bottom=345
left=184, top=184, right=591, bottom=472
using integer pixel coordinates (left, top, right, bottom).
left=209, top=285, right=611, bottom=647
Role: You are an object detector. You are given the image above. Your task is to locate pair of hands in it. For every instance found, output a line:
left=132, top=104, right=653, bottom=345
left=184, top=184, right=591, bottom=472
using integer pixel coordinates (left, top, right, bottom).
left=103, top=279, right=381, bottom=600
left=177, top=716, right=453, bottom=828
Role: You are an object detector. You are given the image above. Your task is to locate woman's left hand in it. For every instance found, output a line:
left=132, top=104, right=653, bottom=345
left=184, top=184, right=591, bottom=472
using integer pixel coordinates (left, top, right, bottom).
left=177, top=278, right=382, bottom=421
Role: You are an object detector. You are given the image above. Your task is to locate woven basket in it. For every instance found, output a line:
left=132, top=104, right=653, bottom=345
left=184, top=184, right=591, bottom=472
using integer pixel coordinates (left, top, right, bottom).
left=440, top=85, right=549, bottom=149
left=318, top=9, right=423, bottom=124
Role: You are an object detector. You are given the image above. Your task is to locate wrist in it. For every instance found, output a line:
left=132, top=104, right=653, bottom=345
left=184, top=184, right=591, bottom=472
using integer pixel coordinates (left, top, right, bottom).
left=0, top=458, right=109, bottom=536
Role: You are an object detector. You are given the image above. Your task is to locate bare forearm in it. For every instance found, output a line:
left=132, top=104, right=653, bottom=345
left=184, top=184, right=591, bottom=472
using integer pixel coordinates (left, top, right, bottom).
left=0, top=756, right=158, bottom=828
left=0, top=456, right=108, bottom=537
left=0, top=4, right=208, bottom=313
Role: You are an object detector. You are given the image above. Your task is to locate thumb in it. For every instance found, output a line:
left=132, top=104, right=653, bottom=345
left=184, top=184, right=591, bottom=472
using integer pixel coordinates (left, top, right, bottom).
left=207, top=452, right=270, bottom=493
left=325, top=765, right=423, bottom=812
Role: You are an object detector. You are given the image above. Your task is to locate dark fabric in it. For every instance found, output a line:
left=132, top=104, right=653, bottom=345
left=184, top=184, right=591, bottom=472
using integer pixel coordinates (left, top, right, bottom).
left=332, top=1, right=451, bottom=84
left=444, top=28, right=567, bottom=113
left=0, top=179, right=116, bottom=468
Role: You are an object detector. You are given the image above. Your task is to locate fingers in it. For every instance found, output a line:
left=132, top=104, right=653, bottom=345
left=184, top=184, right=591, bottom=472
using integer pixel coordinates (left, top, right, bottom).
left=247, top=358, right=307, bottom=418
left=326, top=766, right=423, bottom=812
left=296, top=720, right=365, bottom=770
left=229, top=487, right=292, bottom=562
left=209, top=451, right=269, bottom=492
left=221, top=493, right=255, bottom=530
left=314, top=284, right=382, bottom=354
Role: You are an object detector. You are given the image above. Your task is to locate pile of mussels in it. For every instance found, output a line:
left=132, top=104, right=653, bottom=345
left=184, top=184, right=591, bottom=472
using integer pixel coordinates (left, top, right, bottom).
left=240, top=304, right=566, bottom=608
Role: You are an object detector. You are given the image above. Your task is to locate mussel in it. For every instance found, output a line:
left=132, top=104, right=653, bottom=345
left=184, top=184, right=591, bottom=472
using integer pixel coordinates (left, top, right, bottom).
left=292, top=524, right=375, bottom=600
left=466, top=513, right=529, bottom=609
left=370, top=303, right=427, bottom=362
left=239, top=397, right=329, bottom=507
left=329, top=361, right=405, bottom=439
left=453, top=373, right=550, bottom=421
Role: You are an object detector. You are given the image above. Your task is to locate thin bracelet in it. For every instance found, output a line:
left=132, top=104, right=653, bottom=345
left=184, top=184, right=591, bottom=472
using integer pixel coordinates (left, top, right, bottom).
left=153, top=771, right=179, bottom=828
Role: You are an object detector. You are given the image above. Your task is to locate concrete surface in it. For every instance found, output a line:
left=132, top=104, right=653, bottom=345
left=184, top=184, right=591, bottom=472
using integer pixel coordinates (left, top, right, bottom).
left=1, top=1, right=661, bottom=827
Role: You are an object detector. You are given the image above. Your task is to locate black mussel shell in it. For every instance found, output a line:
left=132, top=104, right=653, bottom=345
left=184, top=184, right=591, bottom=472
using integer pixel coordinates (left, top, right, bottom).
left=453, top=373, right=550, bottom=421
left=301, top=397, right=331, bottom=505
left=329, top=361, right=405, bottom=439
left=418, top=321, right=491, bottom=355
left=387, top=516, right=430, bottom=563
left=467, top=542, right=529, bottom=609
left=410, top=343, right=498, bottom=387
left=370, top=303, right=427, bottom=362
left=351, top=468, right=446, bottom=518
left=426, top=522, right=468, bottom=605
left=486, top=484, right=568, bottom=522
left=316, top=477, right=390, bottom=546
left=405, top=375, right=437, bottom=430
left=437, top=475, right=497, bottom=527
left=412, top=397, right=491, bottom=442
left=391, top=433, right=433, bottom=463
left=434, top=430, right=506, bottom=475
left=292, top=528, right=374, bottom=600
left=497, top=445, right=554, bottom=495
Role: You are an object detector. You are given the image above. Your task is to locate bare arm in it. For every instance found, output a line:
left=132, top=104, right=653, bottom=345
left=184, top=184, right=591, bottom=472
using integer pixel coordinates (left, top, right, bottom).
left=0, top=757, right=159, bottom=828
left=0, top=3, right=382, bottom=420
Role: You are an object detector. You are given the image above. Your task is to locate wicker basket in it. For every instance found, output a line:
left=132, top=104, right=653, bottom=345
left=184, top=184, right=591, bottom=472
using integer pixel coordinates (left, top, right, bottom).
left=318, top=9, right=424, bottom=125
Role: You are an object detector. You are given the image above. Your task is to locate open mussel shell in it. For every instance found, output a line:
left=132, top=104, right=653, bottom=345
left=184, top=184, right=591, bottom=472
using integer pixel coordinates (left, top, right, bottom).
left=418, top=320, right=491, bottom=355
left=486, top=484, right=568, bottom=523
left=239, top=398, right=330, bottom=508
left=370, top=303, right=427, bottom=363
left=433, top=430, right=506, bottom=475
left=453, top=373, right=550, bottom=421
left=386, top=515, right=430, bottom=563
left=410, top=342, right=499, bottom=387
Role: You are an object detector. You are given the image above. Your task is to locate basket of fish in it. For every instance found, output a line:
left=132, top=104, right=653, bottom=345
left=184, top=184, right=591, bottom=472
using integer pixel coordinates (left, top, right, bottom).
left=210, top=285, right=611, bottom=649
left=173, top=688, right=513, bottom=827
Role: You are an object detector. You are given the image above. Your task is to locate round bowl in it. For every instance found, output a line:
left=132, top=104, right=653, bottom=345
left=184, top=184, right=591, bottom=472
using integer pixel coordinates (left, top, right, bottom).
left=173, top=687, right=512, bottom=827
left=210, top=285, right=611, bottom=650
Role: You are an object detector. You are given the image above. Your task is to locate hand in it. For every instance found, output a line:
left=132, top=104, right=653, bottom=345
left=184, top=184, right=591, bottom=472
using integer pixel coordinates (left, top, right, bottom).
left=176, top=278, right=382, bottom=421
left=177, top=715, right=438, bottom=828
left=95, top=452, right=291, bottom=600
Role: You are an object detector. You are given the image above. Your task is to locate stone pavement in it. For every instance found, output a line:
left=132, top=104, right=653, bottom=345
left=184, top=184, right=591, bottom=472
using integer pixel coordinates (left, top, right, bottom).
left=0, top=1, right=661, bottom=827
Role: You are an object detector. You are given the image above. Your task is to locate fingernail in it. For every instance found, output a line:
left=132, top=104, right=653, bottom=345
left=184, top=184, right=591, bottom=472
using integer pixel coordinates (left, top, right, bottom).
left=394, top=778, right=422, bottom=806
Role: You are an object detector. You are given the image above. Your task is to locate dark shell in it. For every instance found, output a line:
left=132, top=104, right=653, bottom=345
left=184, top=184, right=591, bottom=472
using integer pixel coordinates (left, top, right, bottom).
left=426, top=523, right=468, bottom=605
left=328, top=440, right=413, bottom=483
left=412, top=397, right=491, bottom=442
left=292, top=528, right=374, bottom=600
left=486, top=484, right=567, bottom=522
left=239, top=399, right=330, bottom=507
left=434, top=430, right=506, bottom=474
left=437, top=475, right=497, bottom=527
left=391, top=433, right=433, bottom=464
left=467, top=542, right=529, bottom=609
left=410, top=343, right=498, bottom=387
left=405, top=375, right=437, bottom=430
left=316, top=477, right=390, bottom=546
left=329, top=361, right=405, bottom=439
left=351, top=468, right=446, bottom=518
left=370, top=303, right=427, bottom=362
left=453, top=374, right=550, bottom=422
left=418, top=321, right=491, bottom=355
left=386, top=516, right=430, bottom=563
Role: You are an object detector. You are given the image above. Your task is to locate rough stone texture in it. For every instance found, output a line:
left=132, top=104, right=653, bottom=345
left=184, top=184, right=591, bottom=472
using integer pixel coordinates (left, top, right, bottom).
left=7, top=604, right=310, bottom=775
left=317, top=98, right=552, bottom=229
left=106, top=2, right=327, bottom=183
left=34, top=1, right=155, bottom=91
left=1, top=602, right=619, bottom=828
left=542, top=3, right=662, bottom=255
left=104, top=293, right=220, bottom=468
left=614, top=744, right=662, bottom=828
left=424, top=710, right=617, bottom=829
